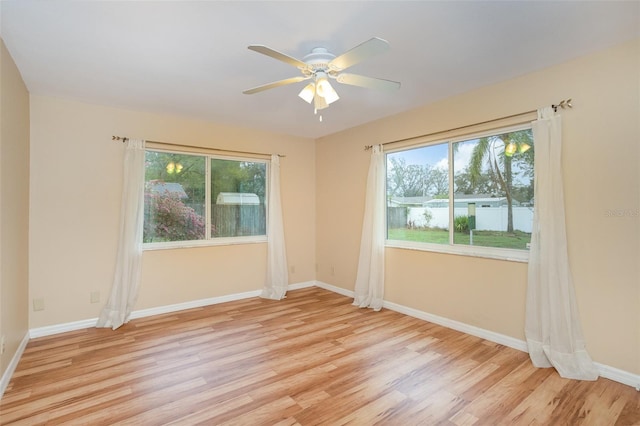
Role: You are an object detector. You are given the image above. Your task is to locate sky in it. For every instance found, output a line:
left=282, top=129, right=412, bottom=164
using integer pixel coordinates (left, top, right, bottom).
left=386, top=135, right=535, bottom=189
left=387, top=138, right=493, bottom=173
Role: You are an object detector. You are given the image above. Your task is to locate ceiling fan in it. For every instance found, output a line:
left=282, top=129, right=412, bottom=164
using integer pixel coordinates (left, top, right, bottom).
left=242, top=37, right=400, bottom=115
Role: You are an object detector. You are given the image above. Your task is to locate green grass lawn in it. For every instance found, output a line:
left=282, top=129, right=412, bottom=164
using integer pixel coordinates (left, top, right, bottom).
left=387, top=228, right=531, bottom=250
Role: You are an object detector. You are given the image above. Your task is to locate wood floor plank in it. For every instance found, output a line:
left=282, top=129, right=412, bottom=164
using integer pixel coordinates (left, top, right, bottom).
left=7, top=386, right=134, bottom=425
left=451, top=355, right=547, bottom=421
left=616, top=392, right=640, bottom=426
left=384, top=388, right=465, bottom=425
left=333, top=389, right=407, bottom=425
left=164, top=394, right=255, bottom=425
left=1, top=287, right=637, bottom=425
left=503, top=371, right=573, bottom=424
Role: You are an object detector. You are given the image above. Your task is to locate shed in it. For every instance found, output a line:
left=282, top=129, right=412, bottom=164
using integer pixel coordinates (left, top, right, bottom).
left=216, top=192, right=260, bottom=205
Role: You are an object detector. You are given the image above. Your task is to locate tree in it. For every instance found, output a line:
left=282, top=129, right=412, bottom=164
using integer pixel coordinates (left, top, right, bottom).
left=386, top=157, right=430, bottom=197
left=237, top=161, right=267, bottom=202
left=454, top=166, right=500, bottom=195
left=387, top=156, right=452, bottom=198
left=426, top=167, right=449, bottom=198
left=144, top=151, right=206, bottom=202
left=210, top=159, right=266, bottom=203
left=467, top=130, right=533, bottom=232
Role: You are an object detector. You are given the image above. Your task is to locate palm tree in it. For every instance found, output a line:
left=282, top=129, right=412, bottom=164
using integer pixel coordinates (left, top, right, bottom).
left=467, top=130, right=533, bottom=233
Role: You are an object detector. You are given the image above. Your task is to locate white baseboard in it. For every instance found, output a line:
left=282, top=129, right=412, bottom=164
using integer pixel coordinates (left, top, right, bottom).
left=287, top=280, right=316, bottom=291
left=381, top=299, right=529, bottom=353
left=29, top=318, right=99, bottom=339
left=594, top=362, right=640, bottom=391
left=29, top=281, right=315, bottom=339
left=0, top=332, right=29, bottom=398
left=314, top=280, right=355, bottom=298
left=315, top=281, right=639, bottom=391
left=130, top=282, right=317, bottom=318
left=23, top=281, right=640, bottom=392
left=129, top=289, right=263, bottom=320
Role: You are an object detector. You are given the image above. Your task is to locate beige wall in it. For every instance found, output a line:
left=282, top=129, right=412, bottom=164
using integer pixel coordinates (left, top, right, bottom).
left=0, top=39, right=30, bottom=378
left=316, top=39, right=640, bottom=374
left=13, top=36, right=640, bottom=380
left=29, top=97, right=316, bottom=327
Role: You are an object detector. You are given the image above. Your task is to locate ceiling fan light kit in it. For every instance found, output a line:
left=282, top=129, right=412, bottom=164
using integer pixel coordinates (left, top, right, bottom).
left=243, top=37, right=400, bottom=117
left=298, top=83, right=315, bottom=104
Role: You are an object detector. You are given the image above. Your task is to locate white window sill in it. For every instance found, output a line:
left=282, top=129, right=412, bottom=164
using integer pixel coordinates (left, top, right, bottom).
left=385, top=240, right=529, bottom=263
left=143, top=236, right=267, bottom=251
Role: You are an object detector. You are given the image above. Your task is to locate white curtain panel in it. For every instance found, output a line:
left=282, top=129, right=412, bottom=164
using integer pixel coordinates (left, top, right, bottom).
left=525, top=107, right=598, bottom=380
left=261, top=154, right=289, bottom=300
left=353, top=145, right=385, bottom=311
left=97, top=139, right=146, bottom=330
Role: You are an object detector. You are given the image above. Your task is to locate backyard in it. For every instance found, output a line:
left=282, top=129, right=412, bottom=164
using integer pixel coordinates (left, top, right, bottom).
left=387, top=228, right=531, bottom=250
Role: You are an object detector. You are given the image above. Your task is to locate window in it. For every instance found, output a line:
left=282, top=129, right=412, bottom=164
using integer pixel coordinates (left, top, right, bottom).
left=144, top=150, right=267, bottom=248
left=210, top=158, right=267, bottom=238
left=386, top=125, right=534, bottom=260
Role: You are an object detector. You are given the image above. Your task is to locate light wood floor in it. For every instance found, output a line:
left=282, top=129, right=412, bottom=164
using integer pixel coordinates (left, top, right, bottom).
left=1, top=287, right=638, bottom=425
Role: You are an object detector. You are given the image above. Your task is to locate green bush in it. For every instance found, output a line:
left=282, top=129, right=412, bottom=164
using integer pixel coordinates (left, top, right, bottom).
left=423, top=209, right=433, bottom=228
left=454, top=215, right=469, bottom=233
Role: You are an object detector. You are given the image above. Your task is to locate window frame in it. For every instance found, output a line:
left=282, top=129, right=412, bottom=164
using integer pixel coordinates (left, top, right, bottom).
left=143, top=148, right=269, bottom=251
left=384, top=122, right=533, bottom=263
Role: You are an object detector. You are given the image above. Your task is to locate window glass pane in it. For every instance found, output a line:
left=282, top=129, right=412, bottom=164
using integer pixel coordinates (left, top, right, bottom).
left=386, top=143, right=449, bottom=244
left=453, top=129, right=534, bottom=249
left=144, top=151, right=206, bottom=243
left=211, top=159, right=266, bottom=238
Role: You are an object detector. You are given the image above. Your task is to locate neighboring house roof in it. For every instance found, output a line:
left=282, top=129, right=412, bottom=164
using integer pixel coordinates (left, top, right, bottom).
left=389, top=196, right=432, bottom=206
left=453, top=193, right=496, bottom=200
left=147, top=182, right=188, bottom=199
left=424, top=196, right=521, bottom=207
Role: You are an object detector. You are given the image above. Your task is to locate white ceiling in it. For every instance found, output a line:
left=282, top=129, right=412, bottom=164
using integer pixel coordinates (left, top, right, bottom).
left=1, top=1, right=638, bottom=139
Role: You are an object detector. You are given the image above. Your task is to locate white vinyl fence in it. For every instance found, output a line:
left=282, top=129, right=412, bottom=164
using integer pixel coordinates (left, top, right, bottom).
left=408, top=206, right=534, bottom=232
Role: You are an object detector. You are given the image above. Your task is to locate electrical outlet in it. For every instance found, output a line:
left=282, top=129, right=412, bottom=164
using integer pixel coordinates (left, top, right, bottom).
left=90, top=291, right=100, bottom=303
left=1, top=335, right=5, bottom=355
left=290, top=265, right=296, bottom=274
left=33, top=298, right=45, bottom=311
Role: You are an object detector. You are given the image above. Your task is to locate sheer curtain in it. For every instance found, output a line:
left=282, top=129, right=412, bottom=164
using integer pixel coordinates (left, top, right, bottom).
left=525, top=107, right=598, bottom=380
left=353, top=145, right=385, bottom=311
left=97, top=138, right=146, bottom=330
left=261, top=154, right=289, bottom=300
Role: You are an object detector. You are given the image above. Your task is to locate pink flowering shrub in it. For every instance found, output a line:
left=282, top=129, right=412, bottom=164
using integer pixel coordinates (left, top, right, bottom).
left=144, top=189, right=205, bottom=242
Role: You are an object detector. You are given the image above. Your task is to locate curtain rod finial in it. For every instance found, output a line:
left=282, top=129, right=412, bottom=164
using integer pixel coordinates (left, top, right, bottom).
left=552, top=99, right=573, bottom=112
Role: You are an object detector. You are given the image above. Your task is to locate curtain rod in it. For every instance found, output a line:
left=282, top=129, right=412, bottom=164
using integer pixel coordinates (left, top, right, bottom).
left=364, top=99, right=572, bottom=151
left=111, top=136, right=285, bottom=158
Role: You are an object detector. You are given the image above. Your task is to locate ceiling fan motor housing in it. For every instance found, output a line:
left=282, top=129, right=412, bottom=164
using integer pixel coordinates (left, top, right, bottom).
left=302, top=47, right=338, bottom=77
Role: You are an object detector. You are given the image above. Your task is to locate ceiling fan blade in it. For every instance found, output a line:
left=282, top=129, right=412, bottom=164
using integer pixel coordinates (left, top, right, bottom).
left=336, top=73, right=400, bottom=91
left=328, top=37, right=390, bottom=72
left=243, top=76, right=309, bottom=95
left=248, top=45, right=309, bottom=69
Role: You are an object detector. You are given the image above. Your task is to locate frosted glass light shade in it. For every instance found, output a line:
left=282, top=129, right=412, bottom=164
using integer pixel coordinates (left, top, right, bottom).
left=298, top=83, right=315, bottom=104
left=316, top=77, right=339, bottom=105
left=314, top=92, right=329, bottom=110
